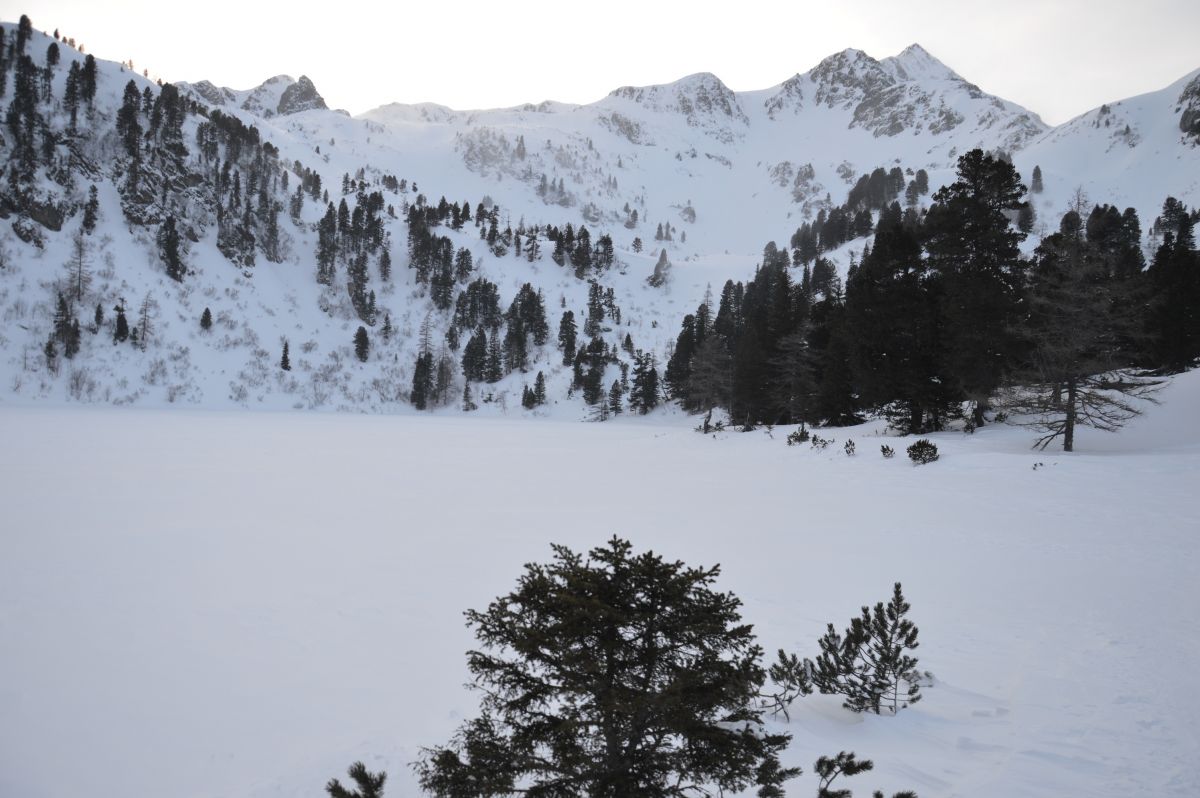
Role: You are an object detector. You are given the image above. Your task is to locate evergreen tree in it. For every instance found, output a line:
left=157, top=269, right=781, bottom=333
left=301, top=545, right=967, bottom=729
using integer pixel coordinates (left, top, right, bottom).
left=629, top=352, right=661, bottom=414
left=200, top=307, right=213, bottom=331
left=113, top=303, right=130, bottom=343
left=354, top=326, right=370, bottom=362
left=608, top=379, right=623, bottom=415
left=82, top=185, right=99, bottom=233
left=533, top=371, right=547, bottom=406
left=80, top=54, right=97, bottom=107
left=411, top=351, right=434, bottom=409
left=280, top=339, right=290, bottom=371
left=844, top=204, right=950, bottom=433
left=1146, top=197, right=1200, bottom=370
left=1002, top=208, right=1163, bottom=450
left=157, top=215, right=184, bottom=281
left=923, top=149, right=1028, bottom=425
left=414, top=537, right=798, bottom=798
left=1030, top=164, right=1044, bottom=194
left=557, top=310, right=577, bottom=365
left=809, top=584, right=921, bottom=715
left=326, top=761, right=386, bottom=798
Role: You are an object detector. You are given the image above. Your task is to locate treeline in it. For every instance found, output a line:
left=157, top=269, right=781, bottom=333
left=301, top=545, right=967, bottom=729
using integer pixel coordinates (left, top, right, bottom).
left=665, top=149, right=1200, bottom=449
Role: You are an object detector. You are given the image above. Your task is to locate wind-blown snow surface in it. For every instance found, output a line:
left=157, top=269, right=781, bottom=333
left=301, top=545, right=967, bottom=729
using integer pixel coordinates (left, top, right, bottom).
left=2, top=372, right=1199, bottom=798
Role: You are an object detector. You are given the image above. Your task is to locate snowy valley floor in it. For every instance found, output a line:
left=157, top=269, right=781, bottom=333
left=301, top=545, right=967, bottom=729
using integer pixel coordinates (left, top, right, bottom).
left=2, top=379, right=1199, bottom=798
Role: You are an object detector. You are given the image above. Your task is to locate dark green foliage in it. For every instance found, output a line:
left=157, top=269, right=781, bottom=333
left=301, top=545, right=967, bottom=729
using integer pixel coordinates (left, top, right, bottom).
left=1003, top=206, right=1163, bottom=450
left=924, top=149, right=1028, bottom=425
left=629, top=352, right=661, bottom=414
left=814, top=752, right=917, bottom=798
left=116, top=80, right=143, bottom=160
left=113, top=303, right=130, bottom=343
left=806, top=584, right=921, bottom=715
left=534, top=371, right=547, bottom=406
left=557, top=310, right=577, bottom=365
left=452, top=278, right=502, bottom=332
left=280, top=339, right=290, bottom=371
left=460, top=327, right=489, bottom=383
left=815, top=752, right=874, bottom=798
left=786, top=426, right=809, bottom=446
left=200, top=307, right=212, bottom=331
left=82, top=185, right=99, bottom=233
left=1030, top=165, right=1043, bottom=194
left=906, top=440, right=938, bottom=465
left=845, top=204, right=950, bottom=434
left=157, top=215, right=184, bottom=281
left=414, top=537, right=799, bottom=798
left=326, top=761, right=386, bottom=798
left=354, top=326, right=370, bottom=362
left=880, top=445, right=894, bottom=459
left=762, top=650, right=813, bottom=722
left=1146, top=197, right=1200, bottom=371
left=411, top=352, right=434, bottom=409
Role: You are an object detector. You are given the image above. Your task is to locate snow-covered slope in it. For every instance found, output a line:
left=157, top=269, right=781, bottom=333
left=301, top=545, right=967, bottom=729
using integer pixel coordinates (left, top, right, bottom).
left=1, top=19, right=1198, bottom=418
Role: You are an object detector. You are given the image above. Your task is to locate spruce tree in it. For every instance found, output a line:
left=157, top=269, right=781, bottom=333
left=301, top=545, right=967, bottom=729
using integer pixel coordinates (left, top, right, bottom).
left=923, top=149, right=1028, bottom=426
left=113, top=303, right=129, bottom=343
left=415, top=537, right=798, bottom=798
left=533, top=371, right=547, bottom=405
left=557, top=310, right=577, bottom=366
left=158, top=215, right=184, bottom=281
left=200, top=307, right=212, bottom=331
left=354, top=326, right=370, bottom=362
left=280, top=340, right=291, bottom=371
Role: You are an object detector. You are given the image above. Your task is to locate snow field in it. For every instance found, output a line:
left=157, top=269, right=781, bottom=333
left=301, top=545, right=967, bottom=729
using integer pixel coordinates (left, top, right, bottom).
left=2, top=371, right=1198, bottom=798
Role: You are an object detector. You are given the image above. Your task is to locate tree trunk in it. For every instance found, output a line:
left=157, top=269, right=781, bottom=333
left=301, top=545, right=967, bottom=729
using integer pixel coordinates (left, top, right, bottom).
left=1063, top=377, right=1078, bottom=452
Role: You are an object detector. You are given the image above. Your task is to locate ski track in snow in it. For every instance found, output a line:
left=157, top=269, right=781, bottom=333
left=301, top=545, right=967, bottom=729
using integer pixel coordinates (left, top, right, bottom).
left=2, top=371, right=1199, bottom=798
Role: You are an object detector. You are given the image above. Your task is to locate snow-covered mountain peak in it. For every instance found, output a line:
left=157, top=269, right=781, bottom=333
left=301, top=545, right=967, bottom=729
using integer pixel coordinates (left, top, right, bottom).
left=806, top=47, right=894, bottom=109
left=180, top=73, right=327, bottom=117
left=602, top=71, right=748, bottom=142
left=880, top=43, right=961, bottom=84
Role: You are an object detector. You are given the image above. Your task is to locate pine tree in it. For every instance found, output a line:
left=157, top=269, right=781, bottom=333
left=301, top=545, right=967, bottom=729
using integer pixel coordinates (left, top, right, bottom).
left=557, top=310, right=577, bottom=365
left=1030, top=164, right=1044, bottom=194
left=200, top=307, right=212, bottom=331
left=326, top=761, right=386, bottom=798
left=809, top=583, right=921, bottom=715
left=411, top=351, right=434, bottom=408
left=82, top=185, right=99, bottom=233
left=354, top=326, right=370, bottom=362
left=280, top=339, right=291, bottom=371
left=414, top=537, right=798, bottom=798
left=1001, top=208, right=1163, bottom=450
left=158, top=215, right=184, bottom=281
left=924, top=149, right=1028, bottom=426
left=533, top=371, right=547, bottom=406
left=113, top=303, right=130, bottom=343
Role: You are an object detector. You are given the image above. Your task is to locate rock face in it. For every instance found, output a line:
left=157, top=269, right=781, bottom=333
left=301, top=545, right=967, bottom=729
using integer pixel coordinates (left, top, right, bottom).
left=1179, top=75, right=1200, bottom=142
left=277, top=75, right=327, bottom=115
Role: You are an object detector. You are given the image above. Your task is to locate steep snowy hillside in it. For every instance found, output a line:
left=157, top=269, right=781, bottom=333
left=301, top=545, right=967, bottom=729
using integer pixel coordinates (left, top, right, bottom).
left=1, top=15, right=1198, bottom=419
left=1018, top=67, right=1200, bottom=226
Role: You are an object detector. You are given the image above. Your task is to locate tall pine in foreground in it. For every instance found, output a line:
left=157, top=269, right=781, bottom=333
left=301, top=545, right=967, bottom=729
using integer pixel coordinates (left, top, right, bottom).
left=924, top=149, right=1028, bottom=426
left=415, top=537, right=798, bottom=798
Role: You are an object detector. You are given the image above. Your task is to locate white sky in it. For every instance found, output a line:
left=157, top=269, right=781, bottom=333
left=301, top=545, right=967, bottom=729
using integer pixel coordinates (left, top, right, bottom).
left=4, top=0, right=1198, bottom=125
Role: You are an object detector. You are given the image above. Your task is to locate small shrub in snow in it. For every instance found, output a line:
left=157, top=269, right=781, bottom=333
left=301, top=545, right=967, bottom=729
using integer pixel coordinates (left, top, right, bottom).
left=810, top=435, right=831, bottom=451
left=881, top=445, right=895, bottom=459
left=786, top=425, right=810, bottom=446
left=844, top=439, right=856, bottom=456
left=907, top=439, right=939, bottom=465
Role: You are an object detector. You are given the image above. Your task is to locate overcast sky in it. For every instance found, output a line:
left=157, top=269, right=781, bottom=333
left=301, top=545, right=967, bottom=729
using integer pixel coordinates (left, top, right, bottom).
left=4, top=0, right=1198, bottom=125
